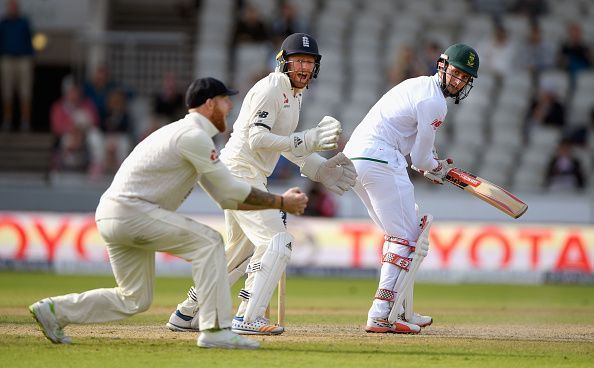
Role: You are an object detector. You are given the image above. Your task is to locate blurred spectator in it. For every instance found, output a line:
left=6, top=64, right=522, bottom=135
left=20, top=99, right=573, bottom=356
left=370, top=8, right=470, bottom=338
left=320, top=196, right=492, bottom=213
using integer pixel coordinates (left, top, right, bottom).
left=565, top=106, right=594, bottom=148
left=102, top=89, right=132, bottom=174
left=303, top=182, right=336, bottom=217
left=387, top=45, right=424, bottom=86
left=230, top=4, right=271, bottom=91
left=83, top=64, right=119, bottom=126
left=270, top=1, right=306, bottom=46
left=517, top=22, right=556, bottom=80
left=419, top=41, right=442, bottom=76
left=544, top=140, right=585, bottom=191
left=0, top=0, right=34, bottom=132
left=558, top=23, right=592, bottom=85
left=152, top=71, right=185, bottom=122
left=268, top=155, right=299, bottom=182
left=476, top=22, right=517, bottom=80
left=472, top=0, right=508, bottom=17
left=524, top=79, right=566, bottom=136
left=512, top=0, right=549, bottom=21
left=50, top=75, right=104, bottom=176
left=232, top=4, right=270, bottom=45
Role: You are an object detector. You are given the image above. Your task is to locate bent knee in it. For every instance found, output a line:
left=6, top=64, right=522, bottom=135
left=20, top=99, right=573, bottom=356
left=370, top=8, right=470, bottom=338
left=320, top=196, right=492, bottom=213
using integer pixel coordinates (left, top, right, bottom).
left=117, top=288, right=152, bottom=314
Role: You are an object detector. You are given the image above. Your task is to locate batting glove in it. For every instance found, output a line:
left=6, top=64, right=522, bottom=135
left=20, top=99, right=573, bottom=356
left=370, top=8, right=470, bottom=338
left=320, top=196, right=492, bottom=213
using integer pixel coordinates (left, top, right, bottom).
left=315, top=152, right=357, bottom=195
left=420, top=158, right=454, bottom=185
left=289, top=116, right=342, bottom=157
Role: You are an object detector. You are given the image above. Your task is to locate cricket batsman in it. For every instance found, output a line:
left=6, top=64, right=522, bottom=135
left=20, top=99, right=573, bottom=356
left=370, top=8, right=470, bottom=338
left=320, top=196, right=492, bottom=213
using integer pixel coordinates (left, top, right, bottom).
left=166, top=33, right=357, bottom=335
left=342, top=44, right=479, bottom=333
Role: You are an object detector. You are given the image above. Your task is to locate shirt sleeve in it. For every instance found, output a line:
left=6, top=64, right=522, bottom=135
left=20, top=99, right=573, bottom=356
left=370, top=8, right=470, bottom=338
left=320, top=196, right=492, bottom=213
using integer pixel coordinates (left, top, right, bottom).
left=177, top=129, right=223, bottom=174
left=249, top=127, right=292, bottom=151
left=410, top=98, right=447, bottom=171
left=248, top=83, right=281, bottom=131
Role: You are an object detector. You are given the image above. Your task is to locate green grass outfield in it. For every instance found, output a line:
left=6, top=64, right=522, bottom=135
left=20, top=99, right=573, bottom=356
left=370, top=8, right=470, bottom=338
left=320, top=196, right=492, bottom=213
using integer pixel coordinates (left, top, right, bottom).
left=0, top=272, right=593, bottom=368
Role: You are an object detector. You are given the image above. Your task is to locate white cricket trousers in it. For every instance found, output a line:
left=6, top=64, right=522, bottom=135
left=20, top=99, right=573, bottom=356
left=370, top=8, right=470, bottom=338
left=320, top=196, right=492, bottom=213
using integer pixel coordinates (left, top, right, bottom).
left=351, top=159, right=420, bottom=318
left=174, top=175, right=288, bottom=319
left=51, top=205, right=233, bottom=330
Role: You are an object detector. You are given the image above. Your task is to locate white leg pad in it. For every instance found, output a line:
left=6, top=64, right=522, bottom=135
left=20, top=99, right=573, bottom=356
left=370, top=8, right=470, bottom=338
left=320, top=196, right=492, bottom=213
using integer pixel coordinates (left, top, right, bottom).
left=243, top=232, right=293, bottom=322
left=176, top=256, right=251, bottom=319
left=388, top=214, right=432, bottom=323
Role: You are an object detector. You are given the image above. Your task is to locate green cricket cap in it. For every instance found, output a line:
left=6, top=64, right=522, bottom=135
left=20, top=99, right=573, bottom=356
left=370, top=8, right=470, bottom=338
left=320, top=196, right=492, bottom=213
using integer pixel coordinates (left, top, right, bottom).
left=444, top=43, right=479, bottom=78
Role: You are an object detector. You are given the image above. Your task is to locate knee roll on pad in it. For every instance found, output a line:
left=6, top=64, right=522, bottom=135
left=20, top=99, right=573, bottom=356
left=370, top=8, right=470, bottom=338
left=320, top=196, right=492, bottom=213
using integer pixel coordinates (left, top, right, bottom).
left=388, top=214, right=433, bottom=323
left=243, top=232, right=293, bottom=322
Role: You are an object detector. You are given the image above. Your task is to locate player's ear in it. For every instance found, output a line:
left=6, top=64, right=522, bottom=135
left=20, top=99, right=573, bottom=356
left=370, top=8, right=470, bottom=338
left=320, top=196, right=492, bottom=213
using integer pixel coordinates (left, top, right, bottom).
left=204, top=98, right=215, bottom=112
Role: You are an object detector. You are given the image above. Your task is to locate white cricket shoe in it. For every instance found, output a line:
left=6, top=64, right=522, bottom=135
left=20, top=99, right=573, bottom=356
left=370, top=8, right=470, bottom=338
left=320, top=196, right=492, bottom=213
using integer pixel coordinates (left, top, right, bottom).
left=29, top=298, right=71, bottom=344
left=197, top=329, right=260, bottom=349
left=166, top=310, right=199, bottom=332
left=231, top=316, right=284, bottom=335
left=405, top=312, right=433, bottom=327
left=364, top=317, right=421, bottom=334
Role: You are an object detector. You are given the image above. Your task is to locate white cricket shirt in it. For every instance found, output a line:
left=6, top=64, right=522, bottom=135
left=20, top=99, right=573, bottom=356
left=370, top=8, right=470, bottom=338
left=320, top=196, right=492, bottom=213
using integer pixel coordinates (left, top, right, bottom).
left=96, top=112, right=225, bottom=218
left=221, top=72, right=302, bottom=181
left=343, top=74, right=447, bottom=172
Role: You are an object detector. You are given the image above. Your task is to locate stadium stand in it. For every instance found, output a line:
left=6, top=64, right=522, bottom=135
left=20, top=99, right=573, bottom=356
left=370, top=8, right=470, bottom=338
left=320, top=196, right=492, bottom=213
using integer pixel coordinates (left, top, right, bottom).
left=0, top=0, right=592, bottom=198
left=0, top=133, right=54, bottom=184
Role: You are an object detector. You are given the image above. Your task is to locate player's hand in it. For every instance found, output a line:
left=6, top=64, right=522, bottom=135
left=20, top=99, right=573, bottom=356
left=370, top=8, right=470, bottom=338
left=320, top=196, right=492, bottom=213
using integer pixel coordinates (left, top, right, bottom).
left=317, top=153, right=357, bottom=195
left=419, top=158, right=454, bottom=184
left=289, top=116, right=342, bottom=157
left=281, top=187, right=308, bottom=215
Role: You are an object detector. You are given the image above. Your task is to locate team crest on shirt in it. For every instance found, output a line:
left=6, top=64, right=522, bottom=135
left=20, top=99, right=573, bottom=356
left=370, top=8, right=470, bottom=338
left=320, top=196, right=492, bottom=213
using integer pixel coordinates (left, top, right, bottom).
left=282, top=93, right=290, bottom=108
left=210, top=149, right=219, bottom=163
left=431, top=119, right=443, bottom=130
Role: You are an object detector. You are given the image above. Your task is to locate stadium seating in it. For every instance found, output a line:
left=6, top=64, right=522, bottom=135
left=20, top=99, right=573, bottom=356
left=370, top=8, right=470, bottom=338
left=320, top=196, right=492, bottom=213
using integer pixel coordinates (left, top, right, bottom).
left=21, top=0, right=592, bottom=193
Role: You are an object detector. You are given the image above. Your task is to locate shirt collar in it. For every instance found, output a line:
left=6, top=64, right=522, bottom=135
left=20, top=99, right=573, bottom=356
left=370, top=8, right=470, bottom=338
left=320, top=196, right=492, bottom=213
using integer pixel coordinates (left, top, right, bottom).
left=432, top=73, right=441, bottom=87
left=187, top=111, right=219, bottom=138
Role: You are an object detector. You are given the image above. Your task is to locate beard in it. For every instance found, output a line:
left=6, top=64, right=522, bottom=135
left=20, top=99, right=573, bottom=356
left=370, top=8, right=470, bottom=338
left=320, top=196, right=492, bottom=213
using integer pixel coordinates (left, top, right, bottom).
left=211, top=104, right=227, bottom=132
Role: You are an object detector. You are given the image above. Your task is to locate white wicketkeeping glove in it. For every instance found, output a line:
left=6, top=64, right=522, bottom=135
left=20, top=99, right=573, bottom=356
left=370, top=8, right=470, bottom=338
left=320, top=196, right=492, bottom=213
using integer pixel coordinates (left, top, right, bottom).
left=289, top=116, right=342, bottom=157
left=416, top=158, right=455, bottom=184
left=315, top=152, right=357, bottom=195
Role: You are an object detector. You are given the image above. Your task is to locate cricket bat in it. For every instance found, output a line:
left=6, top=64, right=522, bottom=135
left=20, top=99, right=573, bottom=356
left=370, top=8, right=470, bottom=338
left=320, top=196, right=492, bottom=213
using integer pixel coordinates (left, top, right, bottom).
left=443, top=167, right=528, bottom=219
left=415, top=165, right=528, bottom=219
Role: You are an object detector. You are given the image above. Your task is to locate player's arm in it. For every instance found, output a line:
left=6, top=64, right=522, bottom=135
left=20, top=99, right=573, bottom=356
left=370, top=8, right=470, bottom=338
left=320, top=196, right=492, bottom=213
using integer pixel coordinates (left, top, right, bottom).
left=410, top=99, right=453, bottom=184
left=250, top=116, right=342, bottom=158
left=247, top=85, right=341, bottom=157
left=238, top=186, right=307, bottom=212
left=410, top=98, right=445, bottom=172
left=177, top=131, right=306, bottom=214
left=198, top=167, right=307, bottom=214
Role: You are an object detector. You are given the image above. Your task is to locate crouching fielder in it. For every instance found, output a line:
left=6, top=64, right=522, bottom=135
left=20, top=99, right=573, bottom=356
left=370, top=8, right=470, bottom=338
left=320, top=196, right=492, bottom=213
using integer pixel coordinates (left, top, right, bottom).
left=28, top=77, right=309, bottom=350
left=343, top=43, right=479, bottom=333
left=166, top=33, right=357, bottom=336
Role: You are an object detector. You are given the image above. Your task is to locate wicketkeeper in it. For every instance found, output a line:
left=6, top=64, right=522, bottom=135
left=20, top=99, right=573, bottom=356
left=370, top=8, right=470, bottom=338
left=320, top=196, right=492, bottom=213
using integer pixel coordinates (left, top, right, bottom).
left=166, top=33, right=357, bottom=335
left=343, top=44, right=480, bottom=333
left=29, top=77, right=309, bottom=349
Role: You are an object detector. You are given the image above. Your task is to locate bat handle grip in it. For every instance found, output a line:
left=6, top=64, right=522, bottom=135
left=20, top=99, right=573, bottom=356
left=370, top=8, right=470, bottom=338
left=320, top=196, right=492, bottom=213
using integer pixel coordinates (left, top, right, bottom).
left=410, top=165, right=423, bottom=174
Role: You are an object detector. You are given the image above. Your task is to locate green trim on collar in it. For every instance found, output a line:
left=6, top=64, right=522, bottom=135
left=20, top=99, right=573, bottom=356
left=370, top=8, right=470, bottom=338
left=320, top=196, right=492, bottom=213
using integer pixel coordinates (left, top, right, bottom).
left=349, top=157, right=388, bottom=164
